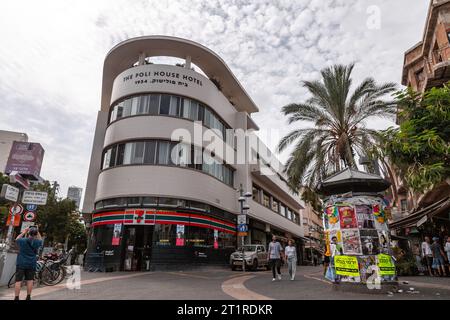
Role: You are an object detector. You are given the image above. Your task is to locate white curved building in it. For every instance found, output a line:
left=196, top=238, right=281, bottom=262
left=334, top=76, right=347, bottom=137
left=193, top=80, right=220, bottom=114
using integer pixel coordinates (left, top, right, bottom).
left=83, top=36, right=305, bottom=271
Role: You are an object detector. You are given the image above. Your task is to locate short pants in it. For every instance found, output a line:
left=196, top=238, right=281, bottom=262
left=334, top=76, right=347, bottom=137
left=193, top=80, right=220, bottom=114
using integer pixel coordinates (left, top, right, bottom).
left=15, top=268, right=35, bottom=282
left=432, top=256, right=445, bottom=269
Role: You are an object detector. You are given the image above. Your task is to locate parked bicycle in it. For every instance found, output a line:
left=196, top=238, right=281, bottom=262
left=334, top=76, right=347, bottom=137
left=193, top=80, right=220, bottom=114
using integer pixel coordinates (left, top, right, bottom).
left=7, top=248, right=74, bottom=288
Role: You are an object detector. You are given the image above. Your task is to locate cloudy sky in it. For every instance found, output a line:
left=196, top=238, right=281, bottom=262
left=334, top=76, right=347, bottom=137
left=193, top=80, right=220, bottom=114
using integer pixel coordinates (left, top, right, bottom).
left=0, top=0, right=429, bottom=205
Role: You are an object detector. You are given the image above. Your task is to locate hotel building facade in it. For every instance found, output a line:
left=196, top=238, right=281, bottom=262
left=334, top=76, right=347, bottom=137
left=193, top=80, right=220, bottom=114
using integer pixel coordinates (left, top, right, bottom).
left=82, top=36, right=305, bottom=271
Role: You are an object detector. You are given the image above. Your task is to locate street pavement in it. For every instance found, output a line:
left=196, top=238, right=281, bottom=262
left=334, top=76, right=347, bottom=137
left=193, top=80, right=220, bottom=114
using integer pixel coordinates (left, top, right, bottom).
left=1, top=265, right=450, bottom=300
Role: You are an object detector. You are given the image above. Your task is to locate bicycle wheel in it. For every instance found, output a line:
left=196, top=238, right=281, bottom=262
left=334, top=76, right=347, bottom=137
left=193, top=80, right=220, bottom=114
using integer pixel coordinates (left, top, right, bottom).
left=40, top=266, right=64, bottom=286
left=7, top=272, right=16, bottom=288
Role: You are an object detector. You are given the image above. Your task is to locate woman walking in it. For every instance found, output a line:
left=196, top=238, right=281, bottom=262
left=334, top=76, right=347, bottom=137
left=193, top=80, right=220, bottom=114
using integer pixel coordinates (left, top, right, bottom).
left=285, top=239, right=297, bottom=281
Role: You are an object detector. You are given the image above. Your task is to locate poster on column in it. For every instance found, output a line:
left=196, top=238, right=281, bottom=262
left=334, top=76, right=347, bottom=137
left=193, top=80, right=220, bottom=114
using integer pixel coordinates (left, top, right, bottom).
left=355, top=205, right=375, bottom=229
left=377, top=230, right=390, bottom=254
left=360, top=229, right=381, bottom=255
left=342, top=229, right=362, bottom=255
left=176, top=224, right=185, bottom=246
left=377, top=254, right=396, bottom=275
left=373, top=204, right=388, bottom=231
left=112, top=224, right=122, bottom=246
left=328, top=229, right=342, bottom=245
left=334, top=256, right=360, bottom=277
left=338, top=206, right=357, bottom=229
left=214, top=229, right=219, bottom=249
left=357, top=255, right=378, bottom=283
left=325, top=206, right=340, bottom=231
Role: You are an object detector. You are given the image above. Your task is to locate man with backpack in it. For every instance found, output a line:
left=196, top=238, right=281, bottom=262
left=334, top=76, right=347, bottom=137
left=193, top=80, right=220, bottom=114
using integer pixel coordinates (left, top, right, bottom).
left=14, top=226, right=43, bottom=300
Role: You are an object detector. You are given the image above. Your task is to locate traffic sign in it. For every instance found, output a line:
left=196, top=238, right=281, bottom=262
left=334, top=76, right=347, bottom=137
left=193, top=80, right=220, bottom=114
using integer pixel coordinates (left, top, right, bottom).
left=22, top=191, right=48, bottom=205
left=9, top=204, right=23, bottom=215
left=20, top=221, right=35, bottom=233
left=26, top=204, right=38, bottom=212
left=23, top=211, right=36, bottom=222
left=237, top=224, right=248, bottom=232
left=1, top=184, right=19, bottom=202
left=237, top=232, right=248, bottom=237
left=237, top=214, right=246, bottom=225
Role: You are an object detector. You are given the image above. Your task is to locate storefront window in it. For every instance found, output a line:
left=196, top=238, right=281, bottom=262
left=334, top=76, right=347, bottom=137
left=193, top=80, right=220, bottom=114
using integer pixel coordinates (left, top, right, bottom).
left=186, top=226, right=209, bottom=247
left=153, top=224, right=177, bottom=246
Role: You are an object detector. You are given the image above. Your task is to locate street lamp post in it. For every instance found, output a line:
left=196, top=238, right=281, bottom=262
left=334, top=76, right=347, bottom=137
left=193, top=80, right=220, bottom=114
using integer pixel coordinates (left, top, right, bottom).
left=237, top=186, right=251, bottom=273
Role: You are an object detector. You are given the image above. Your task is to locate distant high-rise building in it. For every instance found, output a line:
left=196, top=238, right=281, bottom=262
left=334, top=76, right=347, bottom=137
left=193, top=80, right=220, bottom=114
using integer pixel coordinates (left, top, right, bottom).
left=67, top=186, right=83, bottom=209
left=0, top=130, right=28, bottom=174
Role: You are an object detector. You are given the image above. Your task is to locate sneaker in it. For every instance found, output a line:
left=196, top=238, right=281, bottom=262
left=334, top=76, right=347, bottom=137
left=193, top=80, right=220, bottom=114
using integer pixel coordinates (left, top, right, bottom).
left=291, top=277, right=295, bottom=281
left=26, top=295, right=31, bottom=301
left=272, top=278, right=276, bottom=281
left=277, top=274, right=282, bottom=280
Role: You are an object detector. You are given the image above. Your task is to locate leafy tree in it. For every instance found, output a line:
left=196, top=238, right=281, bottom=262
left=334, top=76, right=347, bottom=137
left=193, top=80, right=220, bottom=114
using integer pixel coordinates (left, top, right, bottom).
left=382, top=83, right=450, bottom=194
left=277, top=64, right=397, bottom=191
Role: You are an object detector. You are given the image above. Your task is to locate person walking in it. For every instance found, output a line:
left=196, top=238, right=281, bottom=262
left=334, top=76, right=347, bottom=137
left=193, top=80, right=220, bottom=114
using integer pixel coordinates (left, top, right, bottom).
left=421, top=236, right=434, bottom=276
left=285, top=239, right=297, bottom=280
left=431, top=237, right=447, bottom=277
left=14, top=226, right=43, bottom=300
left=444, top=236, right=450, bottom=267
left=268, top=235, right=283, bottom=281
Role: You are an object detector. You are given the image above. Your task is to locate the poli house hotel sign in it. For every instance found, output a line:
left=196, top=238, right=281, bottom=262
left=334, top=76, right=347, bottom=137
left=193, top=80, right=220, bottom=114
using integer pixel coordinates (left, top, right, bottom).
left=5, top=142, right=45, bottom=180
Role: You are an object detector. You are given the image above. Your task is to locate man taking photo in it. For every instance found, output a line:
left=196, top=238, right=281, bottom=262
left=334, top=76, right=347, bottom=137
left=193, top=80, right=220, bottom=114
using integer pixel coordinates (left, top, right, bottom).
left=14, top=225, right=43, bottom=300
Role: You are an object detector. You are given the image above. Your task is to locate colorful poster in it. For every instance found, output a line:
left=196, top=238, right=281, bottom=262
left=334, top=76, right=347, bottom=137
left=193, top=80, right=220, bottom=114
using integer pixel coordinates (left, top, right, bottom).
left=176, top=224, right=185, bottom=246
left=360, top=229, right=381, bottom=255
left=377, top=254, right=396, bottom=275
left=355, top=205, right=375, bottom=229
left=338, top=206, right=357, bottom=229
left=357, top=256, right=377, bottom=283
left=213, top=229, right=219, bottom=249
left=112, top=224, right=122, bottom=246
left=334, top=255, right=360, bottom=277
left=328, top=229, right=342, bottom=243
left=325, top=206, right=340, bottom=230
left=342, top=229, right=362, bottom=255
left=377, top=230, right=390, bottom=254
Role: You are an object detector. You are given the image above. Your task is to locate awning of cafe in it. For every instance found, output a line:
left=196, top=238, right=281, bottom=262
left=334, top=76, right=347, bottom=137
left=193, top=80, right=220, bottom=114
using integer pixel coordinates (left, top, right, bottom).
left=389, top=196, right=450, bottom=230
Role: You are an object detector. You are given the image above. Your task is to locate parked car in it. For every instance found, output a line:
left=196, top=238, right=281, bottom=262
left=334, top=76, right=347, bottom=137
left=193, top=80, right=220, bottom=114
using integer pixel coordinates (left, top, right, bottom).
left=230, top=244, right=269, bottom=271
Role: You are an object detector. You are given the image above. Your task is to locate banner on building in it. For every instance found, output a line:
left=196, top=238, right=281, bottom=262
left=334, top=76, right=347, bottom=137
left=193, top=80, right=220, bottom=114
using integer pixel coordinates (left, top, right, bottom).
left=112, top=224, right=122, bottom=246
left=334, top=255, right=360, bottom=277
left=176, top=224, right=185, bottom=246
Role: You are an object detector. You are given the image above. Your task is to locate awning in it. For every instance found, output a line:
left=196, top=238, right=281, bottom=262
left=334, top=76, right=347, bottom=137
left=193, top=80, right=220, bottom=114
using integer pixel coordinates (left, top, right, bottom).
left=389, top=196, right=450, bottom=230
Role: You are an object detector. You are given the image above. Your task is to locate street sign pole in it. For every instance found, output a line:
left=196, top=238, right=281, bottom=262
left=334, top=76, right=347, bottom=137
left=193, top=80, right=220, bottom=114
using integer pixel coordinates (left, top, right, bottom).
left=0, top=188, right=24, bottom=279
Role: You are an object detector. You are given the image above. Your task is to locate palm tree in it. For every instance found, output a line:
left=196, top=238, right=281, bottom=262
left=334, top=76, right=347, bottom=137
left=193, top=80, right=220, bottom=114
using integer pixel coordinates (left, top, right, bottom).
left=277, top=64, right=397, bottom=191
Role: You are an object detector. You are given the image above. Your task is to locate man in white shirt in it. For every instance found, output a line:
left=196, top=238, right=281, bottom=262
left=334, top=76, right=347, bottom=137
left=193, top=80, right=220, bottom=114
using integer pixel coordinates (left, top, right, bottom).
left=421, top=236, right=434, bottom=276
left=268, top=235, right=284, bottom=281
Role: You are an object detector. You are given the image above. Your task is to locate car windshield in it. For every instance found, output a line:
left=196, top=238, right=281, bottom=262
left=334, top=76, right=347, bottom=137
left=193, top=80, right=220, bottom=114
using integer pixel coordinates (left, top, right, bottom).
left=238, top=245, right=257, bottom=252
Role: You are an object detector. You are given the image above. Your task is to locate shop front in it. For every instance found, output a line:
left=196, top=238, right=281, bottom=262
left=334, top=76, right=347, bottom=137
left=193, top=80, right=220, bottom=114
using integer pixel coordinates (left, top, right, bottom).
left=85, top=208, right=237, bottom=271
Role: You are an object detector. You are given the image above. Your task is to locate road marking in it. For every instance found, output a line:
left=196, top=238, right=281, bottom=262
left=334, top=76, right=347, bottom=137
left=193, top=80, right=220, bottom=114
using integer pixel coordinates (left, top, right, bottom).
left=221, top=275, right=273, bottom=300
left=0, top=272, right=152, bottom=300
left=303, top=273, right=332, bottom=285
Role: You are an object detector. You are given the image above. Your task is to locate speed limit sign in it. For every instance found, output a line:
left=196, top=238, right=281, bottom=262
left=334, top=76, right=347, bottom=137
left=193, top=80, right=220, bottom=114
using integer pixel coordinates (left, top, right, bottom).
left=23, top=211, right=36, bottom=222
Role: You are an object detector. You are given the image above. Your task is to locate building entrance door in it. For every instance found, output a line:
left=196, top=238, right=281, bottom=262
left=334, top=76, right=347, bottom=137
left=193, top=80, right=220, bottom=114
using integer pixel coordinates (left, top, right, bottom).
left=121, top=225, right=153, bottom=271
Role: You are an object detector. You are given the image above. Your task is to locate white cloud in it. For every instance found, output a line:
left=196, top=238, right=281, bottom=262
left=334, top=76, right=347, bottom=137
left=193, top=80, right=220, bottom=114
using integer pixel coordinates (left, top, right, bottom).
left=0, top=0, right=429, bottom=202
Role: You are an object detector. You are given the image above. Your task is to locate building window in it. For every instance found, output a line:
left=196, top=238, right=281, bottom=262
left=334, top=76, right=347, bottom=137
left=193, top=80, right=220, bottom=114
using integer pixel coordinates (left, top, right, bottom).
left=287, top=208, right=292, bottom=220
left=252, top=185, right=261, bottom=203
left=159, top=198, right=179, bottom=207
left=271, top=198, right=279, bottom=213
left=108, top=93, right=233, bottom=147
left=142, top=197, right=158, bottom=206
left=280, top=203, right=286, bottom=217
left=263, top=192, right=270, bottom=208
left=102, top=140, right=235, bottom=187
left=127, top=197, right=141, bottom=207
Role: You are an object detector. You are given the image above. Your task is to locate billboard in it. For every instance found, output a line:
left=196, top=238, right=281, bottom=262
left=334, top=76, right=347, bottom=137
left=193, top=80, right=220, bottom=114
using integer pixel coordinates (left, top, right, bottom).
left=5, top=142, right=44, bottom=180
